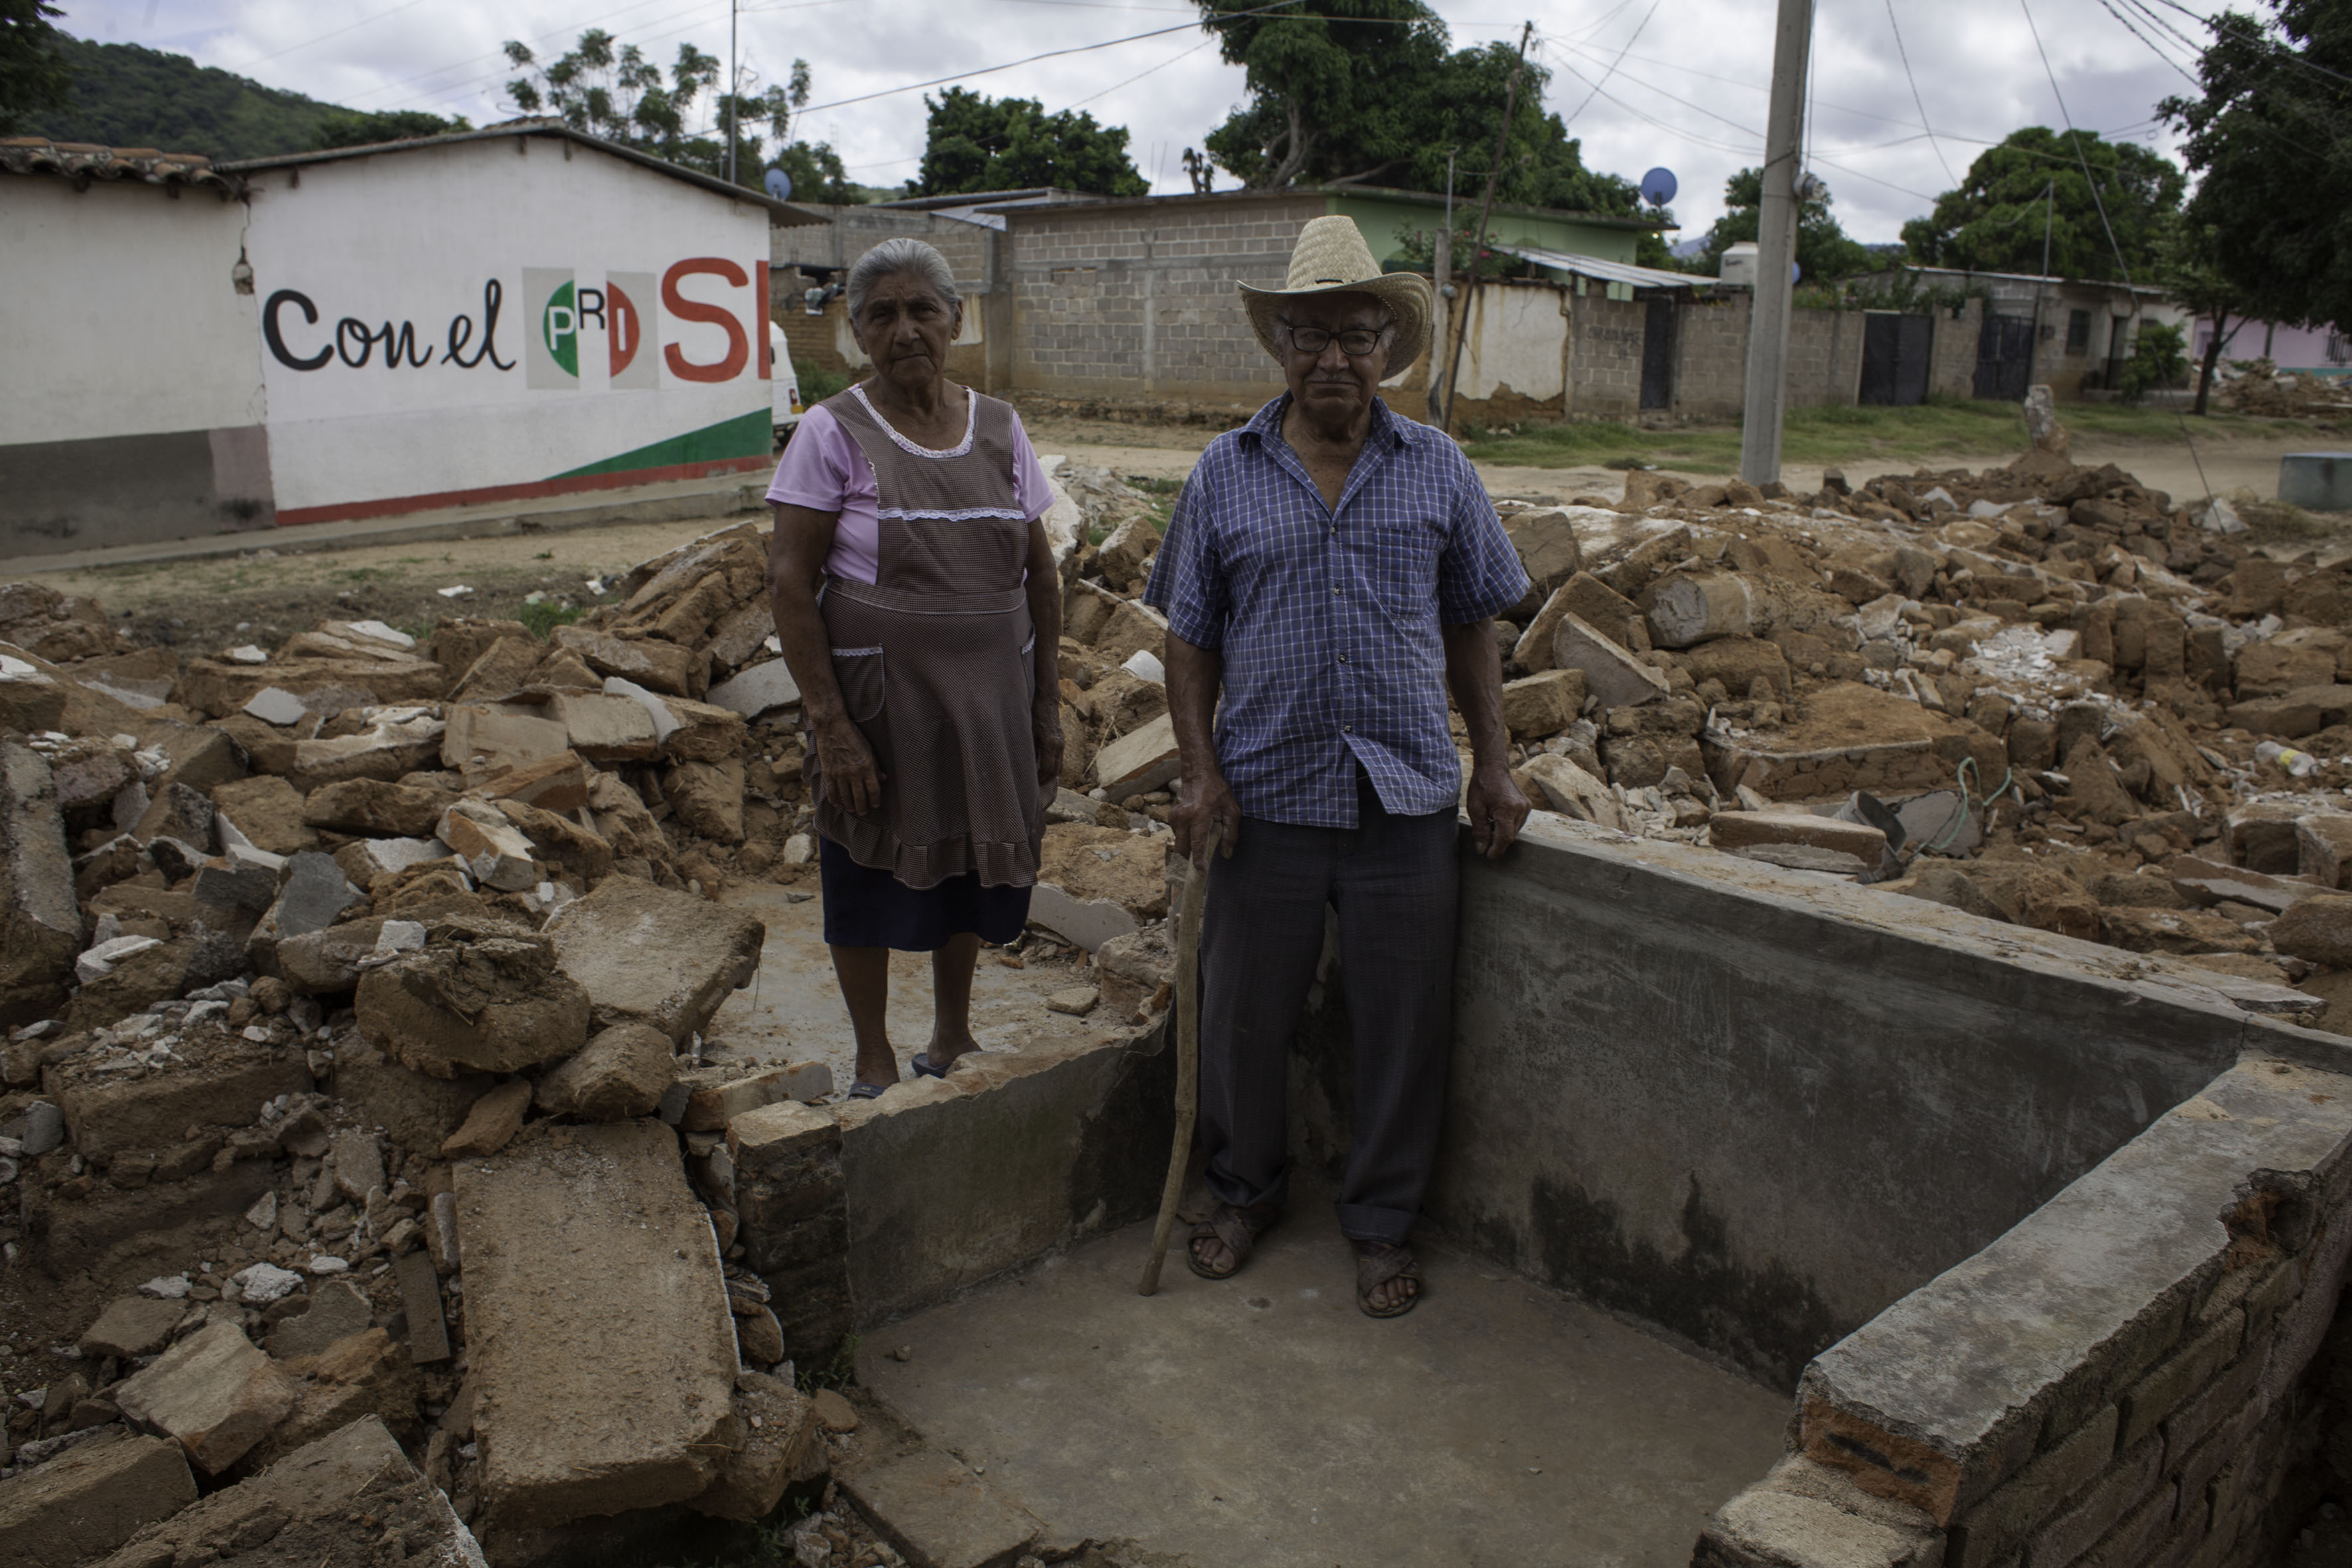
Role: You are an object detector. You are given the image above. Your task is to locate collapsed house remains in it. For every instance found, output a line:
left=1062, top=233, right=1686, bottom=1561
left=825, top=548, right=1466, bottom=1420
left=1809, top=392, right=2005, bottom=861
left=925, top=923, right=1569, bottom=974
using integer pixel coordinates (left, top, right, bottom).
left=2, top=398, right=2352, bottom=1566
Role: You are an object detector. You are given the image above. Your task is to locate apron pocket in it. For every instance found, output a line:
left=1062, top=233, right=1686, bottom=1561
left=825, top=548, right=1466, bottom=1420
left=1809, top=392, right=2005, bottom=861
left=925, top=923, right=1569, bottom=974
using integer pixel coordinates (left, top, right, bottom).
left=830, top=647, right=886, bottom=723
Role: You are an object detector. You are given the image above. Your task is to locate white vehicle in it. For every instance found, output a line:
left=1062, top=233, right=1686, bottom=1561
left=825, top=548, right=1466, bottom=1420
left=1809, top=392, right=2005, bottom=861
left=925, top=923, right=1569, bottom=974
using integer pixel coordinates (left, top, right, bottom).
left=770, top=321, right=803, bottom=440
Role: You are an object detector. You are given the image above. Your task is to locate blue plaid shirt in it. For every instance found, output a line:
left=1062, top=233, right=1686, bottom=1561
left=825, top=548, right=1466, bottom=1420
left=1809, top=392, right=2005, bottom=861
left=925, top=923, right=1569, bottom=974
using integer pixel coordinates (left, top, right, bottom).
left=1144, top=394, right=1528, bottom=828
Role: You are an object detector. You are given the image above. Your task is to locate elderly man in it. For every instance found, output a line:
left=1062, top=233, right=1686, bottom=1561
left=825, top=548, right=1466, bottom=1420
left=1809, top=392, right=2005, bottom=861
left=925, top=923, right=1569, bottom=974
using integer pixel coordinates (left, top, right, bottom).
left=1144, top=215, right=1530, bottom=1318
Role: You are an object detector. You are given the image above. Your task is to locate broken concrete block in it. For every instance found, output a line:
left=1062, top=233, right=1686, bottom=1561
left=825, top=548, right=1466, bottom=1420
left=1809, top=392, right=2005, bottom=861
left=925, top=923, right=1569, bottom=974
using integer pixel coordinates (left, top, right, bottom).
left=2165, top=854, right=2318, bottom=915
left=456, top=1120, right=740, bottom=1529
left=440, top=1078, right=532, bottom=1157
left=705, top=659, right=802, bottom=720
left=77, top=932, right=161, bottom=984
left=333, top=834, right=453, bottom=888
left=283, top=715, right=447, bottom=795
left=240, top=1326, right=424, bottom=1473
left=842, top=1446, right=1042, bottom=1568
left=1522, top=754, right=1624, bottom=830
left=270, top=917, right=390, bottom=993
left=1502, top=507, right=1586, bottom=598
left=0, top=653, right=68, bottom=732
left=1089, top=597, right=1169, bottom=669
left=90, top=1417, right=481, bottom=1568
left=0, top=740, right=81, bottom=1028
left=441, top=702, right=570, bottom=773
left=2296, top=814, right=2352, bottom=890
left=736, top=1304, right=785, bottom=1365
left=79, top=1294, right=190, bottom=1360
left=436, top=799, right=540, bottom=892
left=334, top=1042, right=495, bottom=1158
left=394, top=1247, right=451, bottom=1364
left=208, top=775, right=317, bottom=856
left=0, top=1429, right=196, bottom=1568
left=1096, top=712, right=1180, bottom=797
left=2266, top=894, right=2352, bottom=968
left=1028, top=882, right=1139, bottom=953
left=551, top=690, right=663, bottom=761
left=51, top=1026, right=312, bottom=1160
left=114, top=1320, right=299, bottom=1474
left=263, top=1279, right=373, bottom=1360
left=475, top=748, right=593, bottom=813
left=354, top=916, right=593, bottom=1077
left=492, top=797, right=613, bottom=884
left=542, top=874, right=763, bottom=1046
left=726, top=1100, right=849, bottom=1360
left=302, top=777, right=450, bottom=837
left=659, top=696, right=749, bottom=763
left=1551, top=613, right=1670, bottom=709
left=534, top=1022, right=676, bottom=1121
left=553, top=625, right=701, bottom=696
left=1709, top=813, right=1889, bottom=862
left=1648, top=572, right=1764, bottom=648
left=1040, top=823, right=1168, bottom=921
left=246, top=851, right=365, bottom=976
left=706, top=601, right=779, bottom=670
left=449, top=634, right=542, bottom=703
left=1047, top=985, right=1100, bottom=1016
left=688, top=1370, right=816, bottom=1522
left=664, top=757, right=747, bottom=844
left=133, top=779, right=216, bottom=852
left=242, top=686, right=309, bottom=726
left=1501, top=669, right=1587, bottom=740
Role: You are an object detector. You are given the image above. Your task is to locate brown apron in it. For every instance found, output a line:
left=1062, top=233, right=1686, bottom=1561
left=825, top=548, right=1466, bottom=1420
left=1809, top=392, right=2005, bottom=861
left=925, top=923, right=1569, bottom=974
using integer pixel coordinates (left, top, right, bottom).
left=806, top=384, right=1043, bottom=890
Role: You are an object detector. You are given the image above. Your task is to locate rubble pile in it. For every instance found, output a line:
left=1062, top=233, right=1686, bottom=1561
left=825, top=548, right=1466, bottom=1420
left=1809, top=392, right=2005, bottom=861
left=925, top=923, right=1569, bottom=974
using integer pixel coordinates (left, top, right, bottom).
left=0, top=512, right=1138, bottom=1563
left=1463, top=420, right=2352, bottom=1028
left=2214, top=358, right=2352, bottom=423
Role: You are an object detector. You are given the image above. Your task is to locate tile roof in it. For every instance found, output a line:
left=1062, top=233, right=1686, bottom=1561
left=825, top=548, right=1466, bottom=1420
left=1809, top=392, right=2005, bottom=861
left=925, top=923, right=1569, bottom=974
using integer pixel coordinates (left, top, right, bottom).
left=0, top=137, right=244, bottom=194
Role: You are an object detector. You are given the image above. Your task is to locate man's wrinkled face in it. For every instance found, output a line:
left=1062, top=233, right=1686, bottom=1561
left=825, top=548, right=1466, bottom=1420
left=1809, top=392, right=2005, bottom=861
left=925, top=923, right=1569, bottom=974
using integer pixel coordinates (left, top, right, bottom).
left=1277, top=292, right=1392, bottom=424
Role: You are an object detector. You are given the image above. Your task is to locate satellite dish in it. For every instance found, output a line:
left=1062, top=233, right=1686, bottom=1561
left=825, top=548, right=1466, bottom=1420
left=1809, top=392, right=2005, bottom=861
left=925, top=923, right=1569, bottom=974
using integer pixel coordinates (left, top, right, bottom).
left=1639, top=166, right=1677, bottom=206
left=763, top=167, right=792, bottom=202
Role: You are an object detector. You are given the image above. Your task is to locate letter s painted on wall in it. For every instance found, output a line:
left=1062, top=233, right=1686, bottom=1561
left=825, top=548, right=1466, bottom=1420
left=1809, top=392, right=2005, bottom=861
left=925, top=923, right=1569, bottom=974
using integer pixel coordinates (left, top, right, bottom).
left=661, top=258, right=749, bottom=383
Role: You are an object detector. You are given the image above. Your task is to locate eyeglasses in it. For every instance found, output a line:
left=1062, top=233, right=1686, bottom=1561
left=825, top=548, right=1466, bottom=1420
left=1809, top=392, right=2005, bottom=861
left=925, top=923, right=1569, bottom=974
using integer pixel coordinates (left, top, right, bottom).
left=1281, top=325, right=1388, bottom=357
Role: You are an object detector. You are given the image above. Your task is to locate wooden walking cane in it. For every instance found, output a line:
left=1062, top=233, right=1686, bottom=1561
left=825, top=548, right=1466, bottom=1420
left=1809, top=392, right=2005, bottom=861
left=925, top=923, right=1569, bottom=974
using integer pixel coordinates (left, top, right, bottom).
left=1137, top=820, right=1220, bottom=1296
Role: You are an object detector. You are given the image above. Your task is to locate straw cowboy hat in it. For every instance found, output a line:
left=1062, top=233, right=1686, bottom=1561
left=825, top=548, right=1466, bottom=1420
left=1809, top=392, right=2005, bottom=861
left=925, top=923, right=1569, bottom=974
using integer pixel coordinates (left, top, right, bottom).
left=1240, top=214, right=1433, bottom=370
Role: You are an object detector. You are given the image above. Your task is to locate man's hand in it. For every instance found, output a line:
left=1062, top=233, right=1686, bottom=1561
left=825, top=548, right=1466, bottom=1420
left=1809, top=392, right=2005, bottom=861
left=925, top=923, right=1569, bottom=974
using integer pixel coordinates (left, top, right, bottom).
left=1172, top=768, right=1241, bottom=869
left=814, top=715, right=884, bottom=816
left=1464, top=761, right=1529, bottom=860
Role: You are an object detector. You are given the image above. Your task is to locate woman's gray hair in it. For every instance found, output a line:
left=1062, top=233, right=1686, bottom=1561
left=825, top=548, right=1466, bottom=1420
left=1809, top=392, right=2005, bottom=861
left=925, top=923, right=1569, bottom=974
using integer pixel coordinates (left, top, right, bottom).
left=845, top=238, right=962, bottom=318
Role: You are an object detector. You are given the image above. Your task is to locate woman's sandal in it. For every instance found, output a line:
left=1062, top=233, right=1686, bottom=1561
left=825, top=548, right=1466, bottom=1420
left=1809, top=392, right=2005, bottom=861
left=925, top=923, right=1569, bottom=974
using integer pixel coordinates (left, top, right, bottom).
left=909, top=1052, right=961, bottom=1079
left=848, top=1081, right=891, bottom=1100
left=1354, top=1241, right=1424, bottom=1318
left=1186, top=1201, right=1281, bottom=1281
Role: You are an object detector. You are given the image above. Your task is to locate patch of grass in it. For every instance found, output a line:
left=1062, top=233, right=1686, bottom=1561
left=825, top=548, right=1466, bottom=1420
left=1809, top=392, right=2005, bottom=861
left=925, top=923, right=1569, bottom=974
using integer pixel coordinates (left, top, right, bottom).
left=795, top=1332, right=860, bottom=1394
left=519, top=599, right=586, bottom=639
left=795, top=357, right=850, bottom=404
left=1456, top=398, right=2300, bottom=475
left=1127, top=474, right=1184, bottom=497
left=335, top=567, right=386, bottom=583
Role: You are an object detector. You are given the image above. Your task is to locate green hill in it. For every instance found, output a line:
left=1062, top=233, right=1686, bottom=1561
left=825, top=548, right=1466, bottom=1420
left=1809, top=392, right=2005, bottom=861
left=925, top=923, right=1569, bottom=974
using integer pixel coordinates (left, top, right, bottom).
left=26, top=35, right=351, bottom=161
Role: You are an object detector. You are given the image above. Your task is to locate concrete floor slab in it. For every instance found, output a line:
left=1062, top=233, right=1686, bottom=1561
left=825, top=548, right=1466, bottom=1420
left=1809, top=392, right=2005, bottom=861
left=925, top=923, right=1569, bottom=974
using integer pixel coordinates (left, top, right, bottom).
left=864, top=1211, right=1788, bottom=1568
left=709, top=886, right=1128, bottom=1094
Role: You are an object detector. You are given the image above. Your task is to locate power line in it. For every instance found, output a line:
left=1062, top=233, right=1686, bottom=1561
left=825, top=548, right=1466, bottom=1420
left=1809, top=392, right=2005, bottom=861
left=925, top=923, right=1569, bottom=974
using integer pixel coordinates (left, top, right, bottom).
left=2020, top=0, right=2134, bottom=284
left=791, top=0, right=1310, bottom=116
left=2098, top=0, right=2203, bottom=87
left=229, top=0, right=437, bottom=71
left=1560, top=1, right=1659, bottom=127
left=1066, top=37, right=1215, bottom=110
left=1885, top=0, right=1959, bottom=185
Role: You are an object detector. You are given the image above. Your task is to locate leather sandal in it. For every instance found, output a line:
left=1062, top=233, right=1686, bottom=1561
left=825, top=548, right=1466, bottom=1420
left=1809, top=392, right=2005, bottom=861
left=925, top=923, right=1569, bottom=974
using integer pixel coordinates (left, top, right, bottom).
left=1354, top=1240, right=1423, bottom=1318
left=1186, top=1200, right=1281, bottom=1281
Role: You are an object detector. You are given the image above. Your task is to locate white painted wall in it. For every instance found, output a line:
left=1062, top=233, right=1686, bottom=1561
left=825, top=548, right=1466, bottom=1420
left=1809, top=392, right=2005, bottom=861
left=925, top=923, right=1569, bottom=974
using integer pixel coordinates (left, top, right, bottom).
left=0, top=179, right=263, bottom=445
left=240, top=135, right=773, bottom=518
left=1457, top=283, right=1569, bottom=404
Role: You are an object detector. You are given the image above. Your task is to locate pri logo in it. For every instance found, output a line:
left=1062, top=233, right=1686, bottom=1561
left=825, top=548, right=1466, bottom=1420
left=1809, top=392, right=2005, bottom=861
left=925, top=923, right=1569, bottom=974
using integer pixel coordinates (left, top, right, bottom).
left=523, top=263, right=760, bottom=391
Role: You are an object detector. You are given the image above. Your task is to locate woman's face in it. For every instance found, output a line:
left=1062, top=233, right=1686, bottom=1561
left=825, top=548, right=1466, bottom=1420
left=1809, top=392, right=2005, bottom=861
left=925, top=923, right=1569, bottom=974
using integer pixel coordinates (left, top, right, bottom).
left=850, top=270, right=962, bottom=393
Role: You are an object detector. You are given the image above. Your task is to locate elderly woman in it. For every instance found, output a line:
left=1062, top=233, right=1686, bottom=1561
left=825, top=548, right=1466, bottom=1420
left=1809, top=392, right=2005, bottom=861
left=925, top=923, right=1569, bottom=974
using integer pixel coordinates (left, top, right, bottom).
left=764, top=239, right=1063, bottom=1098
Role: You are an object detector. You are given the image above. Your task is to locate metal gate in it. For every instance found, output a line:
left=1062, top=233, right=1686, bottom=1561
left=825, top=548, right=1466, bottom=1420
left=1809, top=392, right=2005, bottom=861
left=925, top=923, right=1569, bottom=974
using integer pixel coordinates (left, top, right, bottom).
left=1974, top=314, right=2036, bottom=402
left=1859, top=313, right=1933, bottom=406
left=1640, top=298, right=1674, bottom=410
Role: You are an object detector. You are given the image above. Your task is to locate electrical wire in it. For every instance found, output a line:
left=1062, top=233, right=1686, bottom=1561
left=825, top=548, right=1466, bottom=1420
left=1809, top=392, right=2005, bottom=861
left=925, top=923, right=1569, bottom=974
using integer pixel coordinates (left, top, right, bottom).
left=1560, top=0, right=1660, bottom=128
left=1885, top=0, right=1960, bottom=186
left=2098, top=0, right=2204, bottom=87
left=1065, top=36, right=1215, bottom=110
left=230, top=0, right=438, bottom=71
left=2021, top=0, right=2134, bottom=285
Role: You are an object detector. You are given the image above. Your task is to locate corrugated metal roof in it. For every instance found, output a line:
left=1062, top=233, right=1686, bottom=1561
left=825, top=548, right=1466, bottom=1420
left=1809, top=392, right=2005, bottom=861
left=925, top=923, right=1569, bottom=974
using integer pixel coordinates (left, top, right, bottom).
left=1492, top=244, right=1705, bottom=291
left=0, top=137, right=243, bottom=195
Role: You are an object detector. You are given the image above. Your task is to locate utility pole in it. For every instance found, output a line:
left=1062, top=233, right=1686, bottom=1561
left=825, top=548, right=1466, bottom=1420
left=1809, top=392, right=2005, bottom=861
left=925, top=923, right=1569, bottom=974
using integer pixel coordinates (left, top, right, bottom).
left=1442, top=21, right=1533, bottom=435
left=1427, top=149, right=1456, bottom=425
left=725, top=0, right=739, bottom=187
left=1737, top=0, right=1813, bottom=485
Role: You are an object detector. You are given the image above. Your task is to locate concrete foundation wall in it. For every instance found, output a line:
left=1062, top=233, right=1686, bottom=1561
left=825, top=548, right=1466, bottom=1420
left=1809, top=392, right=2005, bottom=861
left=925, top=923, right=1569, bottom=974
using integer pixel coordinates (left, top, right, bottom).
left=1290, top=819, right=2332, bottom=1391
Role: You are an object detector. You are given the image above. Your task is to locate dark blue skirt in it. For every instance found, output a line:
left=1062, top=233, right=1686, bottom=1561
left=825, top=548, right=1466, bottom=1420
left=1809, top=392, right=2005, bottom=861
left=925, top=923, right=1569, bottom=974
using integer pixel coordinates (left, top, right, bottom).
left=818, top=835, right=1033, bottom=951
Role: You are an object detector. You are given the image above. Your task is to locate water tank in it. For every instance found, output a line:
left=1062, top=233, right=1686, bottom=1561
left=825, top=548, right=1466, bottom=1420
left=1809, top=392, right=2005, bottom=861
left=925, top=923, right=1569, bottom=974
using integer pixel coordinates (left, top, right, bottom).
left=1718, top=241, right=1760, bottom=288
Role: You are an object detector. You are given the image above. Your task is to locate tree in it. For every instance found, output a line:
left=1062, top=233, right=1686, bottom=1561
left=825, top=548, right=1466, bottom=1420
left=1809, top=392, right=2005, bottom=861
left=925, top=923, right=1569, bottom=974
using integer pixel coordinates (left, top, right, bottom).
left=1899, top=127, right=2184, bottom=282
left=1, top=0, right=74, bottom=135
left=773, top=138, right=857, bottom=205
left=2159, top=217, right=2246, bottom=416
left=505, top=31, right=718, bottom=157
left=906, top=87, right=1146, bottom=198
left=1193, top=0, right=1664, bottom=234
left=2161, top=1, right=2352, bottom=335
left=1693, top=167, right=1874, bottom=283
left=311, top=109, right=470, bottom=151
left=2116, top=319, right=2188, bottom=403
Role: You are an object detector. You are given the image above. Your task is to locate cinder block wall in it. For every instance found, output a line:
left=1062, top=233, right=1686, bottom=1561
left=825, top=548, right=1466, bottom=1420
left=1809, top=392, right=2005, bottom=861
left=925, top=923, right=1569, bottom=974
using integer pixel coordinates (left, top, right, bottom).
left=1004, top=194, right=1309, bottom=404
left=1702, top=1045, right=2352, bottom=1568
left=1930, top=297, right=1986, bottom=400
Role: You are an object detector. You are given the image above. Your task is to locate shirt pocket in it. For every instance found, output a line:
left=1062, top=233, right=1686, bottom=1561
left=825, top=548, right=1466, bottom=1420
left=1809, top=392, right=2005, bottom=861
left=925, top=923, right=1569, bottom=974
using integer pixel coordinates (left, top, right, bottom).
left=830, top=647, right=886, bottom=724
left=1360, top=513, right=1447, bottom=586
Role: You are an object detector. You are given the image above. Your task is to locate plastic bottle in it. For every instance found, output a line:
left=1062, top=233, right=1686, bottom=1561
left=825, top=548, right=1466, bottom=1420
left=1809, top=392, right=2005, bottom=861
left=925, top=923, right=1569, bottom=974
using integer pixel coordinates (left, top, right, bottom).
left=2256, top=740, right=2319, bottom=777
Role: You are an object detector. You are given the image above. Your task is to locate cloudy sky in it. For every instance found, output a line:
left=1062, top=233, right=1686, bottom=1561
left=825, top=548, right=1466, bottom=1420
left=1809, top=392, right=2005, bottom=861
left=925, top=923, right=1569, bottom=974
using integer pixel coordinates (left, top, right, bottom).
left=57, top=0, right=2226, bottom=243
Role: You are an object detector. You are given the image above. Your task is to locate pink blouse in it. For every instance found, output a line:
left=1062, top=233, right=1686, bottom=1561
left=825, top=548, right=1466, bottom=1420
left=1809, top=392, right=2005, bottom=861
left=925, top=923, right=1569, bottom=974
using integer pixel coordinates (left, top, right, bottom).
left=765, top=386, right=1056, bottom=585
